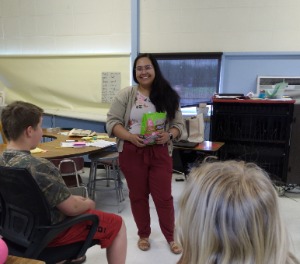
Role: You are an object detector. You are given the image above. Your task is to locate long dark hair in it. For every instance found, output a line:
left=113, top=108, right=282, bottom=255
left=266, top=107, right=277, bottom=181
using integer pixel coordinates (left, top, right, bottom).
left=133, top=53, right=180, bottom=120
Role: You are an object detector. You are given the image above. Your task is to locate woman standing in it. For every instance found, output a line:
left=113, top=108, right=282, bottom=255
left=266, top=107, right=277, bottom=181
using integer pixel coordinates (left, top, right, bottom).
left=106, top=53, right=186, bottom=254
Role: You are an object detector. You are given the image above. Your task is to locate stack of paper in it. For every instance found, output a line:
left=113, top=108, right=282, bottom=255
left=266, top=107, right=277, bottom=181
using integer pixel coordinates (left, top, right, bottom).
left=68, top=128, right=97, bottom=137
left=60, top=140, right=115, bottom=148
left=60, top=141, right=86, bottom=148
left=86, top=140, right=116, bottom=148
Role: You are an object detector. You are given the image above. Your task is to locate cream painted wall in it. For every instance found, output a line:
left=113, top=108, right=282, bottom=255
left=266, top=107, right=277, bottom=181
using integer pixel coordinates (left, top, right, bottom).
left=2, top=0, right=299, bottom=55
left=139, top=0, right=300, bottom=53
left=0, top=0, right=131, bottom=55
left=1, top=0, right=300, bottom=121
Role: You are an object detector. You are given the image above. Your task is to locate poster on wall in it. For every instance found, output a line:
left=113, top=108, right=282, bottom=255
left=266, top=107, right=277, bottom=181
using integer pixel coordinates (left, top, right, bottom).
left=101, top=72, right=121, bottom=103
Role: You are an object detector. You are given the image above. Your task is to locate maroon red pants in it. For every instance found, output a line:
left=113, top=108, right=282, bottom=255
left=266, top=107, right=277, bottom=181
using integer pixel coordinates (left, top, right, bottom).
left=119, top=141, right=174, bottom=242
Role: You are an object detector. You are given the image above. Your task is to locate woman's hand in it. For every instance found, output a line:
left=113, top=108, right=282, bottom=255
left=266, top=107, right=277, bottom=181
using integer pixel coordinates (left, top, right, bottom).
left=156, top=131, right=170, bottom=145
left=113, top=124, right=146, bottom=147
left=128, top=133, right=146, bottom=147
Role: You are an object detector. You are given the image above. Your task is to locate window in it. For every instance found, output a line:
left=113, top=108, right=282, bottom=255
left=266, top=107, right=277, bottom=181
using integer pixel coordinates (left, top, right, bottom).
left=152, top=53, right=222, bottom=107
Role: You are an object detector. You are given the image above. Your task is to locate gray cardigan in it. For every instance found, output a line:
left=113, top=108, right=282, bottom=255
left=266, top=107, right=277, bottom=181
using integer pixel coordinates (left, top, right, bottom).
left=106, top=86, right=187, bottom=156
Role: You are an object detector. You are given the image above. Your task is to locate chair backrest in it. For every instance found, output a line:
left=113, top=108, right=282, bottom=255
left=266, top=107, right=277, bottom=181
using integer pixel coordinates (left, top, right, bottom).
left=50, top=157, right=84, bottom=175
left=50, top=157, right=85, bottom=189
left=0, top=166, right=52, bottom=251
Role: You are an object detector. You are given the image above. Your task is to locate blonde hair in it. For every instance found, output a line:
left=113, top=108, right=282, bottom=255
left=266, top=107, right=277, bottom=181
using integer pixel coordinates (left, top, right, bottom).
left=176, top=160, right=299, bottom=264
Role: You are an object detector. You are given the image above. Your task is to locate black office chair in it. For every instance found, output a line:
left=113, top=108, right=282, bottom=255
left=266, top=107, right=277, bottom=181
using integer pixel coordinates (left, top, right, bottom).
left=0, top=166, right=99, bottom=264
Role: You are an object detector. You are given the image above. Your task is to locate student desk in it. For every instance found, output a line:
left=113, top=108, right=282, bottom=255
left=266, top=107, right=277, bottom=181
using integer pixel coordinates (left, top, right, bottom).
left=0, top=130, right=115, bottom=159
left=173, top=141, right=225, bottom=177
left=174, top=141, right=224, bottom=153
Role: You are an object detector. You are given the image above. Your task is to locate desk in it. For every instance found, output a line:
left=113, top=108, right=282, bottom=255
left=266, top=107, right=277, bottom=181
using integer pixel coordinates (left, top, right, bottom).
left=0, top=130, right=115, bottom=159
left=173, top=141, right=224, bottom=177
left=174, top=141, right=224, bottom=153
left=6, top=255, right=45, bottom=264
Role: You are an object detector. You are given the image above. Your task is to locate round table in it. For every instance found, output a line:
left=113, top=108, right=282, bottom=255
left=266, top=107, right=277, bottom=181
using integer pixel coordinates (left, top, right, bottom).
left=0, top=130, right=115, bottom=159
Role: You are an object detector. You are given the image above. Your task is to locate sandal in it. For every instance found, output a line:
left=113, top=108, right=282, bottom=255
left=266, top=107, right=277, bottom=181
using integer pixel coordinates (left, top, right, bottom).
left=56, top=255, right=86, bottom=264
left=169, top=241, right=182, bottom=255
left=137, top=237, right=150, bottom=251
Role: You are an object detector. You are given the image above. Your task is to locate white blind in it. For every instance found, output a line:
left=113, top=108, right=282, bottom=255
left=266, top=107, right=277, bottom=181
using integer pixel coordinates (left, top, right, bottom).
left=0, top=54, right=131, bottom=122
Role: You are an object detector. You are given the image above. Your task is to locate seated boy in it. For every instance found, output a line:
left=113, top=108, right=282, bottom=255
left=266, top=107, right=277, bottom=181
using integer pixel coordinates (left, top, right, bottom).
left=0, top=101, right=127, bottom=264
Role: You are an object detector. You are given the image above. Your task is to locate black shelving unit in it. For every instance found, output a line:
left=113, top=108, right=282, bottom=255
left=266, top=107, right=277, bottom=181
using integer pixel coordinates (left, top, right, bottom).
left=210, top=99, right=295, bottom=182
left=287, top=103, right=300, bottom=184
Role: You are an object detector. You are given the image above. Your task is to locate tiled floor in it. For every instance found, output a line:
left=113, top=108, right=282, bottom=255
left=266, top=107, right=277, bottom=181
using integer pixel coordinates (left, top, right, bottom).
left=80, top=168, right=300, bottom=264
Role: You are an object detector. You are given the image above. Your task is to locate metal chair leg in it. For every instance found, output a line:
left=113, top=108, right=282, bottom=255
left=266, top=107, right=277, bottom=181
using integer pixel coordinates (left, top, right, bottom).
left=87, top=155, right=125, bottom=213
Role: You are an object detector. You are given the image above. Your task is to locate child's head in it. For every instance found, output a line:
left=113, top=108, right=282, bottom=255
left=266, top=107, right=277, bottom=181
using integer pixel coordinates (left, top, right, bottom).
left=177, top=160, right=293, bottom=264
left=1, top=101, right=43, bottom=141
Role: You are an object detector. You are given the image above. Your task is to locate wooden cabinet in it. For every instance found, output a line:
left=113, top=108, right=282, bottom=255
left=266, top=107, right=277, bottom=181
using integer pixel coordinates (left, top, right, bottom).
left=210, top=99, right=295, bottom=183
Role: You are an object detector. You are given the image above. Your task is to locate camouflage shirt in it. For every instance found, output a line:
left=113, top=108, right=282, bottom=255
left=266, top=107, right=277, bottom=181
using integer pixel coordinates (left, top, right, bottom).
left=0, top=149, right=71, bottom=224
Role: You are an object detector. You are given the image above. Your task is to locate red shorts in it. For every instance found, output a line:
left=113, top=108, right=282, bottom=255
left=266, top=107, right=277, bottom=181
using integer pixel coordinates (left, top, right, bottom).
left=48, top=209, right=122, bottom=249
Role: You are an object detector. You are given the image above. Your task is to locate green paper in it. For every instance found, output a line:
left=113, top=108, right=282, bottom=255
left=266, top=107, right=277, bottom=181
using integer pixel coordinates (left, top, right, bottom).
left=265, top=82, right=287, bottom=99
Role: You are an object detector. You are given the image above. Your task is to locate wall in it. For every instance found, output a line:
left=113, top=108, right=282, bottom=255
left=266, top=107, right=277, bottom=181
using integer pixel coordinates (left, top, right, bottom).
left=220, top=53, right=300, bottom=97
left=1, top=0, right=300, bottom=127
left=3, top=0, right=300, bottom=54
left=139, top=0, right=300, bottom=53
left=0, top=0, right=132, bottom=122
left=0, top=0, right=131, bottom=55
left=43, top=114, right=106, bottom=132
left=140, top=0, right=300, bottom=100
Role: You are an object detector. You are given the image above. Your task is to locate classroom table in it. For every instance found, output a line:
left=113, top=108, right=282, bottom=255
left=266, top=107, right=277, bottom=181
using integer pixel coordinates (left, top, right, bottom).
left=173, top=141, right=225, bottom=177
left=174, top=141, right=224, bottom=153
left=0, top=130, right=115, bottom=159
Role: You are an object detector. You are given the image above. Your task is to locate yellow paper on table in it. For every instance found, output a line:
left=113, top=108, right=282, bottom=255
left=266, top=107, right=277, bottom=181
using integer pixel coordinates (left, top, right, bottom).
left=81, top=136, right=93, bottom=141
left=81, top=135, right=108, bottom=141
left=97, top=135, right=109, bottom=139
left=30, top=147, right=46, bottom=154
